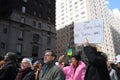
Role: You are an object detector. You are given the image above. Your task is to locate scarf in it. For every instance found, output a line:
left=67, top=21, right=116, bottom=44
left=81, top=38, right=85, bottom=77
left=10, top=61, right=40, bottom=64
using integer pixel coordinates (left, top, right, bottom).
left=16, top=67, right=32, bottom=80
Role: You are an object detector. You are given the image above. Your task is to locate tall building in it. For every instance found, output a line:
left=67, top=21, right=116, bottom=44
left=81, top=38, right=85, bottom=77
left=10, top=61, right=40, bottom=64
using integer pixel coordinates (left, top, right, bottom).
left=110, top=9, right=120, bottom=55
left=56, top=23, right=75, bottom=57
left=0, top=0, right=56, bottom=58
left=56, top=0, right=116, bottom=62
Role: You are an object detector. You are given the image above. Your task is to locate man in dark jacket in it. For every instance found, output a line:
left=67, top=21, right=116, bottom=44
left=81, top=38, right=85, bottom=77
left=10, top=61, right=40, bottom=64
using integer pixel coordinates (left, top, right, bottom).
left=83, top=39, right=110, bottom=80
left=0, top=52, right=18, bottom=80
left=39, top=49, right=65, bottom=80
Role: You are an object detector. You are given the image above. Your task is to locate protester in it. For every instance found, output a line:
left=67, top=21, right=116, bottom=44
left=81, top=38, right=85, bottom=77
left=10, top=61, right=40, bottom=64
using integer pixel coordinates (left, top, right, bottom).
left=116, top=55, right=120, bottom=80
left=0, top=52, right=18, bottom=80
left=0, top=60, right=5, bottom=69
left=15, top=58, right=35, bottom=80
left=83, top=39, right=110, bottom=80
left=107, top=61, right=118, bottom=80
left=116, top=62, right=120, bottom=80
left=58, top=52, right=86, bottom=80
left=39, top=49, right=65, bottom=80
left=56, top=55, right=66, bottom=68
left=33, top=61, right=42, bottom=80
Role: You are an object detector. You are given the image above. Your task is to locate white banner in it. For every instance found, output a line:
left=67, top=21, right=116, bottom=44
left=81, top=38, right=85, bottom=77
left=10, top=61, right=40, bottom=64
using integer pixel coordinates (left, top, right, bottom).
left=74, top=19, right=104, bottom=44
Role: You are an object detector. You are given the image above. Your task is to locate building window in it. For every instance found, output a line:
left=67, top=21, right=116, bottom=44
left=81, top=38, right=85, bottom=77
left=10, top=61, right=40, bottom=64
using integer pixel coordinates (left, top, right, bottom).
left=47, top=26, right=51, bottom=31
left=74, top=2, right=77, bottom=4
left=75, top=14, right=79, bottom=17
left=18, top=30, right=23, bottom=40
left=34, top=1, right=37, bottom=6
left=17, top=44, right=22, bottom=55
left=47, top=37, right=51, bottom=44
left=39, top=3, right=43, bottom=7
left=1, top=42, right=5, bottom=49
left=33, top=21, right=36, bottom=26
left=23, top=0, right=27, bottom=3
left=69, top=5, right=72, bottom=7
left=38, top=23, right=41, bottom=29
left=32, top=46, right=38, bottom=57
left=80, top=2, right=84, bottom=5
left=22, top=6, right=26, bottom=13
left=3, top=28, right=8, bottom=34
left=48, top=0, right=51, bottom=4
left=34, top=11, right=37, bottom=15
left=33, top=34, right=39, bottom=43
left=81, top=11, right=85, bottom=14
left=48, top=16, right=51, bottom=23
left=39, top=13, right=42, bottom=18
left=21, top=17, right=25, bottom=23
left=48, top=9, right=51, bottom=14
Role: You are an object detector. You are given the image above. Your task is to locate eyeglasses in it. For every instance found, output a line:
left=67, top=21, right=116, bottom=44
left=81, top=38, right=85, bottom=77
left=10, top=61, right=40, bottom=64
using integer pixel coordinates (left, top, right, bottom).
left=44, top=54, right=52, bottom=56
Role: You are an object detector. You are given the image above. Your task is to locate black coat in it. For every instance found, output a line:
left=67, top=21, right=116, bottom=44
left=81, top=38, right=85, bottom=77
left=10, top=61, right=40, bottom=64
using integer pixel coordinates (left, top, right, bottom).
left=22, top=71, right=35, bottom=80
left=116, top=68, right=120, bottom=80
left=84, top=46, right=110, bottom=80
left=16, top=67, right=35, bottom=80
left=0, top=61, right=18, bottom=80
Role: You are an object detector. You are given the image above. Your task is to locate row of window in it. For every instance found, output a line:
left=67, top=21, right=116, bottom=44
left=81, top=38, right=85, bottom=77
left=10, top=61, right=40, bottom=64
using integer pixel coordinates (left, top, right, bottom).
left=16, top=43, right=39, bottom=57
left=18, top=30, right=40, bottom=43
left=20, top=17, right=42, bottom=28
left=22, top=0, right=52, bottom=21
left=1, top=32, right=40, bottom=57
left=21, top=17, right=52, bottom=29
left=2, top=28, right=41, bottom=43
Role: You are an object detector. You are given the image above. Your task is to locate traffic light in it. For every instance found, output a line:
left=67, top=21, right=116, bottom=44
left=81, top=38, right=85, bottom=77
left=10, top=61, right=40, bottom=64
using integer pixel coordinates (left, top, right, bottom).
left=67, top=49, right=72, bottom=56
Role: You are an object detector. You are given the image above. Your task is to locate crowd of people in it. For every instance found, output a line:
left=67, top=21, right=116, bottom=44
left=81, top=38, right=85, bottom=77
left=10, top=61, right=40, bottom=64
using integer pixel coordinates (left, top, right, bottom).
left=0, top=39, right=120, bottom=80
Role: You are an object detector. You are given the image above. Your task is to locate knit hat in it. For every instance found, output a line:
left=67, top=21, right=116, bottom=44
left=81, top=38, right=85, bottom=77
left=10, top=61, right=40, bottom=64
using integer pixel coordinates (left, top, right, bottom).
left=22, top=58, right=33, bottom=68
left=7, top=52, right=17, bottom=62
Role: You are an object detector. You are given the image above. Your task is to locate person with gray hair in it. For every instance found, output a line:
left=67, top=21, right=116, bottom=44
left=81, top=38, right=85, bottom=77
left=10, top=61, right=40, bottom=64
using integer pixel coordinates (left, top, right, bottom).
left=15, top=58, right=35, bottom=80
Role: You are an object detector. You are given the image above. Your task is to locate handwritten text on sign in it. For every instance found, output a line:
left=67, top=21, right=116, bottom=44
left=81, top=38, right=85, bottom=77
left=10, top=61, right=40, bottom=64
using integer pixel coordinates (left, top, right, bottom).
left=74, top=19, right=104, bottom=44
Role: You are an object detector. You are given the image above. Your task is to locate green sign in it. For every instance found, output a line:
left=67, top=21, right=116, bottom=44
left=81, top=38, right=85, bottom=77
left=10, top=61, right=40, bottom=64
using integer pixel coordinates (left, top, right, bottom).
left=67, top=49, right=72, bottom=56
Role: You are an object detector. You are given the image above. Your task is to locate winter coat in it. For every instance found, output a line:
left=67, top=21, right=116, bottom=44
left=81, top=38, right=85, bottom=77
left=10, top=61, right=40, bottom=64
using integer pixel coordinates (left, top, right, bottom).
left=109, top=68, right=118, bottom=80
left=116, top=68, right=120, bottom=80
left=0, top=61, right=18, bottom=80
left=39, top=61, right=65, bottom=80
left=22, top=71, right=35, bottom=80
left=15, top=67, right=35, bottom=80
left=63, top=61, right=86, bottom=80
left=84, top=46, right=110, bottom=80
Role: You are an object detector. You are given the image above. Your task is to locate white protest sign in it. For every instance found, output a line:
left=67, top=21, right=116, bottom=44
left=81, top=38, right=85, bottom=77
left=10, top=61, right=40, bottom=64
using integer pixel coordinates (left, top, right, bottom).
left=116, top=55, right=120, bottom=63
left=74, top=19, right=104, bottom=44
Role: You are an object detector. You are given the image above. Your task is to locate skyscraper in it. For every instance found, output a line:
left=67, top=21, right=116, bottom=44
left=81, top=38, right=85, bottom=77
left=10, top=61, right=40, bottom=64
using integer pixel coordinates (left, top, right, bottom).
left=56, top=0, right=116, bottom=62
